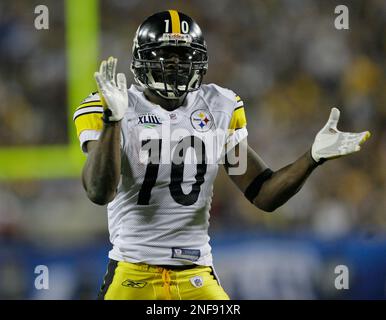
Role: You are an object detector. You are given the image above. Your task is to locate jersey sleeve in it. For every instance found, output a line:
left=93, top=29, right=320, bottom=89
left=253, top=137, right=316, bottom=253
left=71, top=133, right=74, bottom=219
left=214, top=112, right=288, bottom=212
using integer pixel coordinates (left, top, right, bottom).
left=226, top=94, right=248, bottom=151
left=73, top=92, right=104, bottom=153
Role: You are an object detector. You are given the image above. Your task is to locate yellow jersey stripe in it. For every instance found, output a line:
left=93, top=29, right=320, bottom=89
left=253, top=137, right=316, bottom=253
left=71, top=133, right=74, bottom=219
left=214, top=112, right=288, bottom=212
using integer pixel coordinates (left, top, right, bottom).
left=236, top=96, right=241, bottom=102
left=77, top=101, right=103, bottom=110
left=74, top=113, right=103, bottom=137
left=169, top=10, right=181, bottom=33
left=73, top=107, right=103, bottom=121
left=229, top=107, right=247, bottom=130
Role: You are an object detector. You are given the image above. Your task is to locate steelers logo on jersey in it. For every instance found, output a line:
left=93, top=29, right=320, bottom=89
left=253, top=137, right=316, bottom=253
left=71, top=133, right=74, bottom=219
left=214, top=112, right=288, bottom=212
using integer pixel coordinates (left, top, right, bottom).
left=190, top=109, right=213, bottom=132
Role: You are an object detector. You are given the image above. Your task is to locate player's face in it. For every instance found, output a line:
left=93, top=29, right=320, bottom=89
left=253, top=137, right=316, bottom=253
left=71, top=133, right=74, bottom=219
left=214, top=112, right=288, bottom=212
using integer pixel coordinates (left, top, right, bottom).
left=143, top=46, right=205, bottom=63
left=143, top=85, right=187, bottom=111
left=141, top=46, right=205, bottom=91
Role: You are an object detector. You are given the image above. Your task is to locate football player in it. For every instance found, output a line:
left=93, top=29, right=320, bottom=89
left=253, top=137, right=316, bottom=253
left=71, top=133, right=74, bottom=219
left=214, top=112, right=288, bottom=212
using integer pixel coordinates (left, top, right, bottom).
left=73, top=10, right=370, bottom=300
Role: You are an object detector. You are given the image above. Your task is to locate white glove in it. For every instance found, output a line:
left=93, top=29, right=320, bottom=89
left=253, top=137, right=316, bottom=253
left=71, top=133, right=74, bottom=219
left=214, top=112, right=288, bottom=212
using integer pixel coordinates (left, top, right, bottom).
left=311, top=107, right=371, bottom=163
left=94, top=57, right=128, bottom=122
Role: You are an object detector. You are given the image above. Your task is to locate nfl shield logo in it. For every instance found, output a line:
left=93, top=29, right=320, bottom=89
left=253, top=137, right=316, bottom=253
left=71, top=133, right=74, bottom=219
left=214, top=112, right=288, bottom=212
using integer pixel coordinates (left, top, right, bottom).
left=190, top=276, right=204, bottom=288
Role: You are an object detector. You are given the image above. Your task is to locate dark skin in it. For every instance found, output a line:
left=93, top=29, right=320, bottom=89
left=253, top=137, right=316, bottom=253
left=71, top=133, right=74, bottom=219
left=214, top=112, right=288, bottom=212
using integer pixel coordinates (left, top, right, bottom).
left=144, top=88, right=187, bottom=111
left=224, top=142, right=318, bottom=212
left=82, top=122, right=122, bottom=205
left=82, top=88, right=319, bottom=211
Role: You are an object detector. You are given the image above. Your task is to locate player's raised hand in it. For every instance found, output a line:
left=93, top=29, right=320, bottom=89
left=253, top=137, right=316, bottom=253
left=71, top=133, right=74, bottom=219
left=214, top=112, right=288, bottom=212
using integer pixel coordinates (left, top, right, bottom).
left=94, top=57, right=128, bottom=122
left=311, top=107, right=371, bottom=163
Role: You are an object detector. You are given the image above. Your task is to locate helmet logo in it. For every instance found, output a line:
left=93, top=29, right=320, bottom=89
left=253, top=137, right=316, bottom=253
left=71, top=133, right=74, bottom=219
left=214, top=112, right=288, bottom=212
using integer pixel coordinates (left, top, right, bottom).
left=160, top=33, right=192, bottom=43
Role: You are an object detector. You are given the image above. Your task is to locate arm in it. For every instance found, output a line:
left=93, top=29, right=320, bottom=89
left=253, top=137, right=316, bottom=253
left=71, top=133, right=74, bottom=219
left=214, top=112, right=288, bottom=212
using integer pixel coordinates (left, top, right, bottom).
left=225, top=108, right=370, bottom=212
left=226, top=143, right=317, bottom=212
left=82, top=57, right=128, bottom=205
left=82, top=123, right=121, bottom=205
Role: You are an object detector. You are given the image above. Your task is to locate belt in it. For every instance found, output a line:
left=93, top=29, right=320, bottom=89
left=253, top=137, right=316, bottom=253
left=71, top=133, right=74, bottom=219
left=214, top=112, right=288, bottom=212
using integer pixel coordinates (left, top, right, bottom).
left=157, top=264, right=198, bottom=270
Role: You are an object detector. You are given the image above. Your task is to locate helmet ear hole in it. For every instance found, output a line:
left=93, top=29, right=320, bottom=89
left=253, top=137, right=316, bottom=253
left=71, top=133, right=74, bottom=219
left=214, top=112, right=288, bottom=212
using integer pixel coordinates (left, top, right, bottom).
left=131, top=10, right=208, bottom=100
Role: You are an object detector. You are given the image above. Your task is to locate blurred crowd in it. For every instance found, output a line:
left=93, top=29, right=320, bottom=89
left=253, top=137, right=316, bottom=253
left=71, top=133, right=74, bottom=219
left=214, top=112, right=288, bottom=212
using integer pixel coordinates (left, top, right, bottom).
left=0, top=0, right=385, bottom=247
left=0, top=1, right=67, bottom=146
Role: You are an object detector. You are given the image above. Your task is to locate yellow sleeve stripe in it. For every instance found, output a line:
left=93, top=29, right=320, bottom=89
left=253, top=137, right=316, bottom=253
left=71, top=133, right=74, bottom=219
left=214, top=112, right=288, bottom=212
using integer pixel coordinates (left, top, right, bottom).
left=229, top=106, right=247, bottom=130
left=77, top=101, right=103, bottom=110
left=236, top=96, right=241, bottom=102
left=74, top=113, right=103, bottom=137
left=73, top=106, right=103, bottom=121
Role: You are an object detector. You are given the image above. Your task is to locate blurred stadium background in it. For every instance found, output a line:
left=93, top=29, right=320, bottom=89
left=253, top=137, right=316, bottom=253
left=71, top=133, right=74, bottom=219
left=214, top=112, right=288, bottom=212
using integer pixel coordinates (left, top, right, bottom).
left=0, top=0, right=385, bottom=299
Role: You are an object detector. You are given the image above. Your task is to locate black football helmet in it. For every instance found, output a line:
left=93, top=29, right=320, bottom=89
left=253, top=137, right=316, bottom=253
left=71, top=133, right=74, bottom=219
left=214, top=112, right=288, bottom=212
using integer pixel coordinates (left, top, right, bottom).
left=131, top=10, right=208, bottom=100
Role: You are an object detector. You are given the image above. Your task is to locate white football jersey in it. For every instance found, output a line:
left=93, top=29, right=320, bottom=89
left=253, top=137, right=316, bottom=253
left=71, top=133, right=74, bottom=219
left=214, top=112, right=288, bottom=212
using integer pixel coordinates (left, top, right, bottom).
left=74, top=83, right=247, bottom=266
